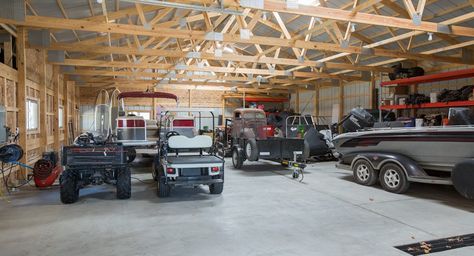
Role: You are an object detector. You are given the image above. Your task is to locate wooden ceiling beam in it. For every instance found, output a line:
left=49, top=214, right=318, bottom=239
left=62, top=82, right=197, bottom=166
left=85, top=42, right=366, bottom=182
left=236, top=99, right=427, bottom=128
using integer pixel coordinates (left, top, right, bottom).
left=232, top=0, right=474, bottom=37
left=16, top=15, right=468, bottom=65
left=53, top=59, right=364, bottom=81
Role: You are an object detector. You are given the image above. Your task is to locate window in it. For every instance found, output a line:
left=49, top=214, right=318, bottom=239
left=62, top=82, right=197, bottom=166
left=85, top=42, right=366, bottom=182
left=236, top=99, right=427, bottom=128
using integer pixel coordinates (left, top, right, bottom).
left=128, top=111, right=151, bottom=120
left=58, top=107, right=63, bottom=128
left=27, top=99, right=39, bottom=130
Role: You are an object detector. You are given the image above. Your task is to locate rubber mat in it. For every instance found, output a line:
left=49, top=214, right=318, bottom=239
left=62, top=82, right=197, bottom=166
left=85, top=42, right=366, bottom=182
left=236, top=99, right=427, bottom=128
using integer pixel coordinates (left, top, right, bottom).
left=395, top=233, right=474, bottom=255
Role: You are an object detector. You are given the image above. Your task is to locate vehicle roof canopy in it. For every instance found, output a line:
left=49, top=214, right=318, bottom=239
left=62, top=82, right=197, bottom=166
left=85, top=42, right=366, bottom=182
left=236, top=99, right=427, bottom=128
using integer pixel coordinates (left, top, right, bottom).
left=117, top=91, right=178, bottom=101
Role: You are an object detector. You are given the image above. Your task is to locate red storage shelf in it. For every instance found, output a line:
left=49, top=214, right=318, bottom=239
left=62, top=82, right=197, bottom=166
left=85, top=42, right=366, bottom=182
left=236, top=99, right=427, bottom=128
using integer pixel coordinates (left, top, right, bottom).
left=380, top=100, right=474, bottom=110
left=381, top=68, right=474, bottom=87
left=245, top=97, right=288, bottom=103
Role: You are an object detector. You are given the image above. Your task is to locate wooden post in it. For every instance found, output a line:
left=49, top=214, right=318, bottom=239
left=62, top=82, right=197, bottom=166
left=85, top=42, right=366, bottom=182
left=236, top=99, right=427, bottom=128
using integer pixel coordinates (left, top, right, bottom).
left=75, top=86, right=80, bottom=133
left=369, top=72, right=376, bottom=109
left=53, top=66, right=60, bottom=151
left=39, top=50, right=47, bottom=152
left=221, top=96, right=225, bottom=126
left=295, top=89, right=300, bottom=113
left=4, top=35, right=13, bottom=67
left=64, top=80, right=74, bottom=145
left=339, top=79, right=345, bottom=123
left=188, top=89, right=192, bottom=108
left=313, top=85, right=319, bottom=117
left=16, top=27, right=27, bottom=179
left=71, top=81, right=77, bottom=139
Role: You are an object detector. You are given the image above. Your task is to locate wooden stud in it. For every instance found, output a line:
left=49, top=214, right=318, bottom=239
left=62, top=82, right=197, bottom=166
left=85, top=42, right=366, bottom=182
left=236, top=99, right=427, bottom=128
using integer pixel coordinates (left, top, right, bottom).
left=39, top=50, right=48, bottom=152
left=16, top=27, right=27, bottom=178
left=53, top=66, right=60, bottom=151
left=3, top=35, right=13, bottom=67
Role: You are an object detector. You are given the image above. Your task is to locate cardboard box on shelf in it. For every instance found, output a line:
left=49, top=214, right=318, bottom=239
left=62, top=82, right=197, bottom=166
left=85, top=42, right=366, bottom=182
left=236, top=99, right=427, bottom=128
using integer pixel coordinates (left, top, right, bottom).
left=430, top=92, right=438, bottom=103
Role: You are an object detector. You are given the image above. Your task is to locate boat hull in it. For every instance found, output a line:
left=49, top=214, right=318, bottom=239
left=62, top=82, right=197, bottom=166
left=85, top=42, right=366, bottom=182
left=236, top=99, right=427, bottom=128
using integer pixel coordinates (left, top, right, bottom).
left=333, top=128, right=474, bottom=172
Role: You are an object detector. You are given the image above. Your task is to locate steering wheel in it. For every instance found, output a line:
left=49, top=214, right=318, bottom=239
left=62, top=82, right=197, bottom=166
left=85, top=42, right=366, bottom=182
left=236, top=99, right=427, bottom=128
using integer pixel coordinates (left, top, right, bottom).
left=165, top=131, right=180, bottom=140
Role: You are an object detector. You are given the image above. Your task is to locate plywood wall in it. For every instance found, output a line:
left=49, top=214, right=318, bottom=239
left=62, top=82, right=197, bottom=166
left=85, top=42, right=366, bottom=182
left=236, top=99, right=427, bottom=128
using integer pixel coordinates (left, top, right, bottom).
left=0, top=48, right=78, bottom=192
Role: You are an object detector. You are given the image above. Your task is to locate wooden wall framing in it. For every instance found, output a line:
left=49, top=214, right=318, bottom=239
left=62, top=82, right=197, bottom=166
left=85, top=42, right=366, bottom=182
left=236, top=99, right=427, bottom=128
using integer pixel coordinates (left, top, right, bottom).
left=0, top=43, right=78, bottom=191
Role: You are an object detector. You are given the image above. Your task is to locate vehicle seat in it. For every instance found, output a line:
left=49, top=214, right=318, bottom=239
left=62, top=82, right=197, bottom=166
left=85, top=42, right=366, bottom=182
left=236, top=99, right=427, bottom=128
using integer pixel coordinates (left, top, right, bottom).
left=168, top=135, right=212, bottom=149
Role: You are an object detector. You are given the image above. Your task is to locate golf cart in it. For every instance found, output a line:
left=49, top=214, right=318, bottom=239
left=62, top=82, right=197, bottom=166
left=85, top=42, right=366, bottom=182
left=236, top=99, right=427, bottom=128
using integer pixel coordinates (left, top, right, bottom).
left=113, top=91, right=178, bottom=162
left=153, top=108, right=224, bottom=197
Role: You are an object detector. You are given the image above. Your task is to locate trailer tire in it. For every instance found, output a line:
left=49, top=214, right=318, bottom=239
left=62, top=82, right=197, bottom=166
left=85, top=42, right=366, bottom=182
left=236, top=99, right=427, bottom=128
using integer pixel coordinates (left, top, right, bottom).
left=116, top=167, right=131, bottom=199
left=209, top=182, right=224, bottom=194
left=60, top=170, right=79, bottom=204
left=126, top=148, right=136, bottom=163
left=245, top=139, right=259, bottom=161
left=452, top=160, right=474, bottom=200
left=379, top=163, right=410, bottom=194
left=157, top=172, right=170, bottom=198
left=352, top=159, right=378, bottom=186
left=232, top=148, right=243, bottom=169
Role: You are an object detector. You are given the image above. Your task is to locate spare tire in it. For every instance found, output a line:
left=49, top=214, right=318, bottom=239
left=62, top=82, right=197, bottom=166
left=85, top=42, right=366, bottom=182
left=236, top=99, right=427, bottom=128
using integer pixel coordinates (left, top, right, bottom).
left=452, top=160, right=474, bottom=200
left=245, top=139, right=259, bottom=161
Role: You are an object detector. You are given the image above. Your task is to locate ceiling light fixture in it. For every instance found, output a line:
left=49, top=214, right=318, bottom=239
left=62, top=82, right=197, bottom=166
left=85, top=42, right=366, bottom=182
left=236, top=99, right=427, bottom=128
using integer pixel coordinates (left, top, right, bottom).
left=427, top=32, right=433, bottom=41
left=350, top=23, right=356, bottom=32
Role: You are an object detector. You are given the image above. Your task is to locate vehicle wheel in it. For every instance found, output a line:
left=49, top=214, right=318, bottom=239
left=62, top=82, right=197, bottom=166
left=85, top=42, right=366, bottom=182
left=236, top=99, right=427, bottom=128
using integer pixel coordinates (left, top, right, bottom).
left=157, top=171, right=170, bottom=198
left=232, top=148, right=243, bottom=169
left=126, top=148, right=136, bottom=163
left=303, top=141, right=310, bottom=160
left=116, top=167, right=131, bottom=199
left=379, top=163, right=410, bottom=194
left=60, top=170, right=79, bottom=204
left=245, top=139, right=259, bottom=161
left=209, top=182, right=224, bottom=194
left=452, top=160, right=474, bottom=200
left=352, top=159, right=378, bottom=186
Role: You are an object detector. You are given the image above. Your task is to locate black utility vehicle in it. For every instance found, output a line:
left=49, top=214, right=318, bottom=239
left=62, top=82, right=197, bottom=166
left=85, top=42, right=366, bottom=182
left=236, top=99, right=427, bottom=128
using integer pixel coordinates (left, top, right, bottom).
left=60, top=133, right=131, bottom=204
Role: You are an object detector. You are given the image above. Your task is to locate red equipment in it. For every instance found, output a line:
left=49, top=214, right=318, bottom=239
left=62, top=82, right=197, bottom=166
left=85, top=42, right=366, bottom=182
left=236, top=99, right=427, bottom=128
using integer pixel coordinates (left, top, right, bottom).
left=33, top=156, right=62, bottom=188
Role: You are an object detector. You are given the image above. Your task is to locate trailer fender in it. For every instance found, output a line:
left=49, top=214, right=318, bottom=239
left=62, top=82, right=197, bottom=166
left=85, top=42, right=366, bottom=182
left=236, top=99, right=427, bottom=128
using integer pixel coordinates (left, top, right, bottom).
left=350, top=152, right=427, bottom=179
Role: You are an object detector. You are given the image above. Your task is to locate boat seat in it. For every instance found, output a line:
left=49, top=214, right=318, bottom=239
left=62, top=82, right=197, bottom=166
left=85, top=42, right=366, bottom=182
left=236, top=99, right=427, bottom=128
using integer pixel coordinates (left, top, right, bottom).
left=168, top=135, right=212, bottom=149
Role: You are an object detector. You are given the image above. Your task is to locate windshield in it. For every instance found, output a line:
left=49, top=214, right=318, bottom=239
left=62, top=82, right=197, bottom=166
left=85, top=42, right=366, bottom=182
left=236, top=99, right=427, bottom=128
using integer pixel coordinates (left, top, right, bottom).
left=243, top=111, right=266, bottom=119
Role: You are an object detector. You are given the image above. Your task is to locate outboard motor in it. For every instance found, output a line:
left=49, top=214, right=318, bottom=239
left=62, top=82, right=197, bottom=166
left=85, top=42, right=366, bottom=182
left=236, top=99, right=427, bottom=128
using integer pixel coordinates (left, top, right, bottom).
left=341, top=108, right=375, bottom=132
left=448, top=108, right=474, bottom=125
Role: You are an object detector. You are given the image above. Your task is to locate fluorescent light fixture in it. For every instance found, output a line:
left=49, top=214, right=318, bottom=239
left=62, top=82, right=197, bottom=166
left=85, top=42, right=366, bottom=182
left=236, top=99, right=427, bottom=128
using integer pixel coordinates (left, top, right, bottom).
left=297, top=0, right=320, bottom=6
left=223, top=46, right=234, bottom=53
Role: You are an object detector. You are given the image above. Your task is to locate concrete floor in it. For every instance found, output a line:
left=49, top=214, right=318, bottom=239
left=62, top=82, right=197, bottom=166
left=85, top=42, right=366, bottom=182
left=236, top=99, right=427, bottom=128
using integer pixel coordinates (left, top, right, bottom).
left=1, top=158, right=474, bottom=256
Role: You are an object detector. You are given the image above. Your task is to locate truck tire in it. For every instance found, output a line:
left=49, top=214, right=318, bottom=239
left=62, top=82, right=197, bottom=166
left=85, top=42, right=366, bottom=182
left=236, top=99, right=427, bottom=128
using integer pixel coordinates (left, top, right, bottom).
left=60, top=170, right=79, bottom=204
left=452, top=160, right=474, bottom=200
left=379, top=163, right=410, bottom=194
left=209, top=182, right=224, bottom=194
left=126, top=148, right=136, bottom=163
left=157, top=172, right=170, bottom=198
left=352, top=159, right=378, bottom=186
left=245, top=139, right=259, bottom=161
left=116, top=167, right=131, bottom=199
left=232, top=147, right=243, bottom=169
